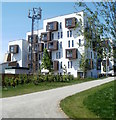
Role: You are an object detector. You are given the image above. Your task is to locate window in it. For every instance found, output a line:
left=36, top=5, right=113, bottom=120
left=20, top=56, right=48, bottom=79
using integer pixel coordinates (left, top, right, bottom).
left=59, top=52, right=61, bottom=59
left=10, top=46, right=14, bottom=52
left=56, top=52, right=59, bottom=59
left=68, top=61, right=72, bottom=68
left=70, top=30, right=72, bottom=37
left=71, top=61, right=72, bottom=68
left=60, top=22, right=62, bottom=29
left=45, top=43, right=47, bottom=48
left=39, top=63, right=41, bottom=69
left=29, top=46, right=31, bottom=52
left=68, top=41, right=70, bottom=47
left=39, top=54, right=41, bottom=60
left=60, top=62, right=62, bottom=69
left=72, top=40, right=74, bottom=47
left=68, top=61, right=69, bottom=68
left=91, top=52, right=92, bottom=58
left=66, top=19, right=72, bottom=27
left=67, top=31, right=69, bottom=37
left=60, top=42, right=62, bottom=49
left=51, top=33, right=54, bottom=40
left=79, top=39, right=81, bottom=46
left=58, top=32, right=60, bottom=39
left=61, top=32, right=63, bottom=38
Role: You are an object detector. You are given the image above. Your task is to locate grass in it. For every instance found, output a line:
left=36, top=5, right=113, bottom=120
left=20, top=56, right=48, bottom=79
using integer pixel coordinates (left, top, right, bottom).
left=60, top=80, right=115, bottom=120
left=2, top=77, right=100, bottom=98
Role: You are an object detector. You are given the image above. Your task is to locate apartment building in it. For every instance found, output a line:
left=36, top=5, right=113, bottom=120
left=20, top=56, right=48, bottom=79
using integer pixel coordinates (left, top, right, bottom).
left=26, top=11, right=98, bottom=78
left=1, top=39, right=29, bottom=74
left=101, top=39, right=116, bottom=76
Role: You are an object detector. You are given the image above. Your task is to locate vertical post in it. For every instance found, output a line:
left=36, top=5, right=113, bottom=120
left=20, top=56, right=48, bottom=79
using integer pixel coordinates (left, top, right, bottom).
left=28, top=7, right=42, bottom=73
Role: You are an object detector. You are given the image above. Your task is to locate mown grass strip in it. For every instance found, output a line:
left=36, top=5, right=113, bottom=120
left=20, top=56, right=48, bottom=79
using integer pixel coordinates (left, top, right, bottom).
left=60, top=80, right=115, bottom=120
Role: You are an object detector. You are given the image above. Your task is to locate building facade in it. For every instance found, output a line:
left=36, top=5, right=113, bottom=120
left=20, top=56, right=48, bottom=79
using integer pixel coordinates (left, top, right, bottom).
left=26, top=11, right=98, bottom=77
left=2, top=39, right=29, bottom=74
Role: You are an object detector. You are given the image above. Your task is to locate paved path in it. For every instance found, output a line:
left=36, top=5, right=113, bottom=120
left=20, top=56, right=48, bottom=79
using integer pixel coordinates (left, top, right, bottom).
left=1, top=77, right=115, bottom=118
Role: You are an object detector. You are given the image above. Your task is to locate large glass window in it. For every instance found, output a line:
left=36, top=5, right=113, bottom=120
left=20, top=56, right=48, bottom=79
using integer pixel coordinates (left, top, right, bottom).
left=66, top=19, right=72, bottom=27
left=67, top=50, right=72, bottom=57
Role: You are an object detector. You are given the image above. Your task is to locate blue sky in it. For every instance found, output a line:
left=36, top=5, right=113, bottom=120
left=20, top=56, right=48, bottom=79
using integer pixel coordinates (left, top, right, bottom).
left=2, top=2, right=82, bottom=63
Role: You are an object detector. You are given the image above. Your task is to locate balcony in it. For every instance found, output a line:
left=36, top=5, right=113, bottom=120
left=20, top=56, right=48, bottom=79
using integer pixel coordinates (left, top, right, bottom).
left=48, top=41, right=58, bottom=51
left=8, top=61, right=18, bottom=67
left=46, top=21, right=58, bottom=31
left=38, top=43, right=44, bottom=52
left=65, top=17, right=76, bottom=28
left=66, top=48, right=77, bottom=59
left=9, top=45, right=19, bottom=54
left=28, top=35, right=38, bottom=44
left=41, top=32, right=51, bottom=42
left=53, top=60, right=59, bottom=71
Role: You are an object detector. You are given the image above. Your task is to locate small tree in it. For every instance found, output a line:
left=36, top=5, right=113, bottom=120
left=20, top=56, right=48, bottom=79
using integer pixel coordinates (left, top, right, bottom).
left=41, top=48, right=52, bottom=72
left=80, top=53, right=90, bottom=78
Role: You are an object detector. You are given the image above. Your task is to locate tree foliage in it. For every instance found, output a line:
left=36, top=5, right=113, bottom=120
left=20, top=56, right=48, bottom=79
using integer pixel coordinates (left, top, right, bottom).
left=41, top=48, right=52, bottom=72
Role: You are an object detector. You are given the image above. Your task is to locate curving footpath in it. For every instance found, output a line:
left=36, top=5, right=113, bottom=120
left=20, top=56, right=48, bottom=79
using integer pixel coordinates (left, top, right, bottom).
left=1, top=77, right=115, bottom=118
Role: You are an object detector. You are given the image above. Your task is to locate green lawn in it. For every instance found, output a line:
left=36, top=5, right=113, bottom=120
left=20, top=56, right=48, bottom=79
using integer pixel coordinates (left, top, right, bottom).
left=2, top=77, right=98, bottom=98
left=60, top=80, right=115, bottom=120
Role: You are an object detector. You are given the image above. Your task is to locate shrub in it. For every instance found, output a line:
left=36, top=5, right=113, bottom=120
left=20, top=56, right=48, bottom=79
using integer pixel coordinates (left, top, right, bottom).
left=18, top=74, right=24, bottom=84
left=48, top=74, right=55, bottom=82
left=14, top=77, right=19, bottom=86
left=33, top=75, right=39, bottom=85
left=4, top=77, right=10, bottom=87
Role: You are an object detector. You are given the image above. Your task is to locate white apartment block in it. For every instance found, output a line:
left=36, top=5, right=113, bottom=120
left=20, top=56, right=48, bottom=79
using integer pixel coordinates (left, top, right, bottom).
left=3, top=11, right=113, bottom=77
left=26, top=11, right=98, bottom=78
left=1, top=39, right=29, bottom=74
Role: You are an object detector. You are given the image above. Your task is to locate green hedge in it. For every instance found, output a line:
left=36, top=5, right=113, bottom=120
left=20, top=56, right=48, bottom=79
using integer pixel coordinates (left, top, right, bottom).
left=3, top=74, right=74, bottom=88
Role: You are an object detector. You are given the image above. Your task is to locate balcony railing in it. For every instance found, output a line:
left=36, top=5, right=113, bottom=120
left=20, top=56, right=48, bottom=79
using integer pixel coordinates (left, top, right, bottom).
left=28, top=35, right=38, bottom=44
left=46, top=21, right=58, bottom=31
left=41, top=32, right=51, bottom=42
left=47, top=41, right=58, bottom=51
left=9, top=45, right=19, bottom=54
left=65, top=17, right=76, bottom=28
left=66, top=48, right=77, bottom=59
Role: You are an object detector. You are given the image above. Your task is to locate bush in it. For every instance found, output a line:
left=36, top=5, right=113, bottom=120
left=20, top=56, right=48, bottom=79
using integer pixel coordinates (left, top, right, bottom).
left=14, top=77, right=19, bottom=86
left=18, top=74, right=24, bottom=84
left=4, top=77, right=10, bottom=87
left=33, top=75, right=39, bottom=85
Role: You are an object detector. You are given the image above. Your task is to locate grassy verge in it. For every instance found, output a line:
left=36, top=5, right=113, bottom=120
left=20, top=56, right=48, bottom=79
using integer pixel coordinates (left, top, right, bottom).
left=2, top=77, right=100, bottom=98
left=60, top=80, right=115, bottom=120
